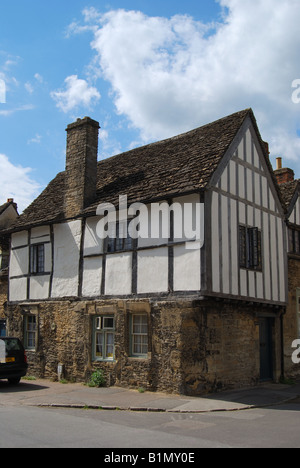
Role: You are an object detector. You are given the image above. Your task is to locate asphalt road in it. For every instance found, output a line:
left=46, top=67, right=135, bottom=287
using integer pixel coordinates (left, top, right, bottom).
left=1, top=400, right=300, bottom=449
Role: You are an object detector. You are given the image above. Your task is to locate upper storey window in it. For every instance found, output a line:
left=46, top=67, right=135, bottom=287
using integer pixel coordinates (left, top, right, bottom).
left=239, top=226, right=262, bottom=271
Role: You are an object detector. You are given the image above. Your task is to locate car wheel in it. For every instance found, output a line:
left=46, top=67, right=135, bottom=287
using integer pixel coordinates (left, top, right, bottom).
left=8, top=378, right=21, bottom=385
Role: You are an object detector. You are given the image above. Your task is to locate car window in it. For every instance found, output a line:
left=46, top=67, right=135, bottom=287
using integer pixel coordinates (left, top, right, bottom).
left=0, top=338, right=22, bottom=352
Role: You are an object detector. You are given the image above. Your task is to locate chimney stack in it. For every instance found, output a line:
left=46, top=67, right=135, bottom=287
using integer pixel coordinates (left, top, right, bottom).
left=64, top=117, right=100, bottom=219
left=274, top=157, right=294, bottom=185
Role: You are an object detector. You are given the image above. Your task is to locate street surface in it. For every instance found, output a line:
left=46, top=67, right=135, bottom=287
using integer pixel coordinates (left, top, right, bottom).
left=1, top=400, right=300, bottom=448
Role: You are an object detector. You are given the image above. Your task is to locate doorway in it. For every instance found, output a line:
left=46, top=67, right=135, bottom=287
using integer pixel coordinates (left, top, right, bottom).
left=259, top=317, right=273, bottom=381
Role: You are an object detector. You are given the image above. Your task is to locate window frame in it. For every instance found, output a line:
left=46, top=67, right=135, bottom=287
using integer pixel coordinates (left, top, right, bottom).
left=289, top=227, right=300, bottom=255
left=239, top=225, right=262, bottom=271
left=30, top=243, right=45, bottom=274
left=24, top=314, right=37, bottom=351
left=105, top=220, right=134, bottom=254
left=93, top=316, right=115, bottom=362
left=130, top=314, right=149, bottom=358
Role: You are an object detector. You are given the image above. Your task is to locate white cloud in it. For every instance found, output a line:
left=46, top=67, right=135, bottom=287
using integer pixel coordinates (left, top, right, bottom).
left=51, top=75, right=101, bottom=113
left=27, top=134, right=42, bottom=145
left=0, top=104, right=35, bottom=117
left=74, top=1, right=300, bottom=168
left=0, top=154, right=41, bottom=212
left=25, top=82, right=34, bottom=94
left=34, top=73, right=44, bottom=83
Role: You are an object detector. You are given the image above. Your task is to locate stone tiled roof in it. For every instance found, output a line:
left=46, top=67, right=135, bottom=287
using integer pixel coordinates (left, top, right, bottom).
left=278, top=179, right=300, bottom=210
left=0, top=200, right=17, bottom=216
left=6, top=108, right=274, bottom=231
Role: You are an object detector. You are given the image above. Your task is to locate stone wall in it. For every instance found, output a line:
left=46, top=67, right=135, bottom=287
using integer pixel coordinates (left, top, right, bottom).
left=7, top=298, right=283, bottom=394
left=64, top=117, right=99, bottom=219
left=0, top=273, right=7, bottom=321
left=283, top=256, right=300, bottom=380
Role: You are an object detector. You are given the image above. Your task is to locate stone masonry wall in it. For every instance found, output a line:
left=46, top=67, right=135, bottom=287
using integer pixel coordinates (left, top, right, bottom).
left=7, top=298, right=282, bottom=395
left=283, top=257, right=300, bottom=380
left=0, top=274, right=7, bottom=321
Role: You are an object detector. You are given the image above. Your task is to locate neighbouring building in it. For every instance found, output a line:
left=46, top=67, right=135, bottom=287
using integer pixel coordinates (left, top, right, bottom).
left=4, top=109, right=289, bottom=394
left=0, top=199, right=18, bottom=336
left=275, top=158, right=300, bottom=380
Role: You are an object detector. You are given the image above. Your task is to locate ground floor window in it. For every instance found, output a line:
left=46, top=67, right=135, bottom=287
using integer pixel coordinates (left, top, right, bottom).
left=93, top=316, right=115, bottom=361
left=0, top=320, right=6, bottom=337
left=131, top=314, right=148, bottom=357
left=24, top=314, right=37, bottom=350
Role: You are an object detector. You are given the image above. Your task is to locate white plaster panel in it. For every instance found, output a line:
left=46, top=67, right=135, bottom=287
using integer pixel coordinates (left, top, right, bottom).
left=105, top=252, right=132, bottom=296
left=10, top=247, right=28, bottom=276
left=229, top=160, right=236, bottom=195
left=246, top=168, right=253, bottom=202
left=51, top=221, right=81, bottom=298
left=238, top=165, right=245, bottom=199
left=173, top=244, right=200, bottom=291
left=254, top=173, right=261, bottom=206
left=211, top=191, right=220, bottom=293
left=245, top=129, right=252, bottom=164
left=137, top=201, right=170, bottom=248
left=220, top=166, right=228, bottom=192
left=44, top=243, right=52, bottom=272
left=230, top=198, right=239, bottom=296
left=9, top=278, right=27, bottom=302
left=82, top=257, right=102, bottom=297
left=137, top=247, right=168, bottom=294
left=173, top=194, right=201, bottom=243
left=237, top=138, right=244, bottom=160
left=253, top=145, right=260, bottom=169
left=84, top=217, right=104, bottom=256
left=240, top=269, right=247, bottom=297
left=256, top=272, right=264, bottom=300
left=221, top=195, right=230, bottom=295
left=270, top=215, right=278, bottom=302
left=30, top=226, right=50, bottom=243
left=261, top=177, right=268, bottom=208
left=263, top=212, right=271, bottom=301
left=11, top=231, right=28, bottom=248
left=30, top=276, right=50, bottom=300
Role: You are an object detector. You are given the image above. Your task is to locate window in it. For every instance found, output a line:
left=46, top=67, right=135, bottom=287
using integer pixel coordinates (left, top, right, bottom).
left=239, top=226, right=262, bottom=270
left=30, top=244, right=45, bottom=274
left=106, top=221, right=134, bottom=253
left=0, top=320, right=6, bottom=337
left=131, top=315, right=148, bottom=357
left=93, top=316, right=115, bottom=361
left=24, top=315, right=37, bottom=350
left=289, top=228, right=300, bottom=255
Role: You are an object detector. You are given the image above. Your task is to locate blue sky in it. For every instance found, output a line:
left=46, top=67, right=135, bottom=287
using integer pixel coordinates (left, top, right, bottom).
left=1, top=0, right=300, bottom=211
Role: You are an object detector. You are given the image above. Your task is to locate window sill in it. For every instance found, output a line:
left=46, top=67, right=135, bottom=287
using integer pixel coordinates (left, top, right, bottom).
left=128, top=355, right=149, bottom=360
left=92, top=359, right=115, bottom=363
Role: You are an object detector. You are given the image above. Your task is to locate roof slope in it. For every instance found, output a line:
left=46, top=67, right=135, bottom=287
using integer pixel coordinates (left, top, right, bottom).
left=278, top=179, right=300, bottom=210
left=8, top=108, right=265, bottom=231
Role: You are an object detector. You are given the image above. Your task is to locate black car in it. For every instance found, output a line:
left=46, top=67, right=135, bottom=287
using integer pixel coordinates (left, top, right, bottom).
left=0, top=337, right=28, bottom=384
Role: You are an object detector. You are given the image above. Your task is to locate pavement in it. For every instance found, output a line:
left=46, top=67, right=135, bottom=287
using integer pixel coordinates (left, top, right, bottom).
left=1, top=378, right=300, bottom=413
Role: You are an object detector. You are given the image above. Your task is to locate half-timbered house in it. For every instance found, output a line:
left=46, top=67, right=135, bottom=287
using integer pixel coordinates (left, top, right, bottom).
left=4, top=109, right=288, bottom=394
left=0, top=199, right=18, bottom=336
left=275, top=161, right=300, bottom=380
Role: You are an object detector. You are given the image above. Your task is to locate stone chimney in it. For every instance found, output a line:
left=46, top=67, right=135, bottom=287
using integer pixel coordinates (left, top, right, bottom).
left=64, top=117, right=100, bottom=219
left=274, top=157, right=295, bottom=185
